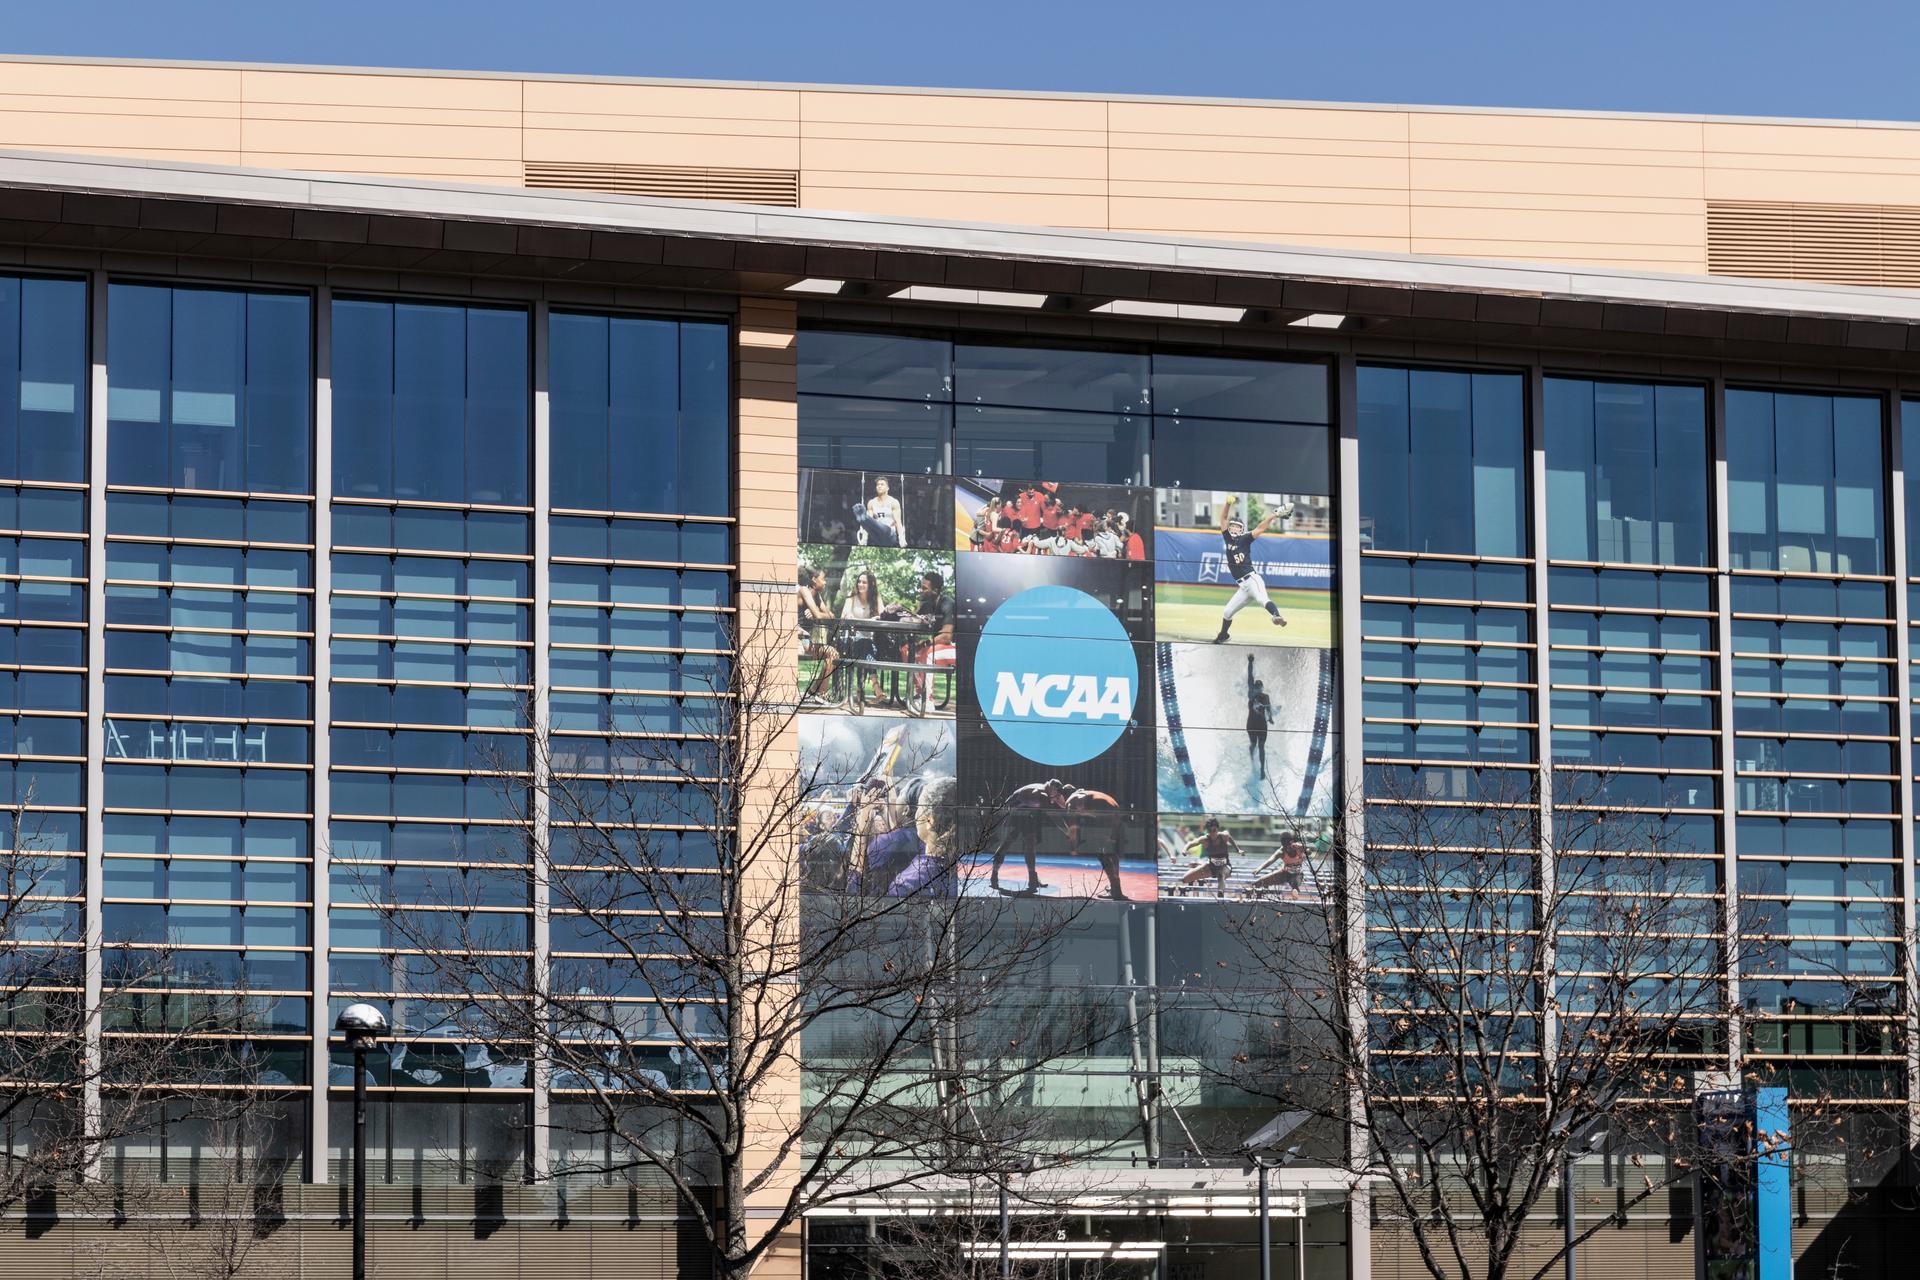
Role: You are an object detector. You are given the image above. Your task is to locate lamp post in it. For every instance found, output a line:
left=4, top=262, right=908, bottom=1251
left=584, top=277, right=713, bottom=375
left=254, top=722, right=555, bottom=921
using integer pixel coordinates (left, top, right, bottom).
left=1241, top=1111, right=1309, bottom=1280
left=335, top=1003, right=389, bottom=1280
left=953, top=1156, right=1034, bottom=1279
left=1559, top=1120, right=1607, bottom=1280
left=997, top=1172, right=1009, bottom=1280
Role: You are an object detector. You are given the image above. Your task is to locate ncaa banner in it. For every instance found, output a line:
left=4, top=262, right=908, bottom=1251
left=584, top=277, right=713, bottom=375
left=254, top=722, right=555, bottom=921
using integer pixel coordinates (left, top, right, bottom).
left=795, top=466, right=1340, bottom=906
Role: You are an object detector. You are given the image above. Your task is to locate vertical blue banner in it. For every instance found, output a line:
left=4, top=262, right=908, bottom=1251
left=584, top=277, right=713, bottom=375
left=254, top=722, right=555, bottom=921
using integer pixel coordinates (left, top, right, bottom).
left=1753, top=1087, right=1790, bottom=1280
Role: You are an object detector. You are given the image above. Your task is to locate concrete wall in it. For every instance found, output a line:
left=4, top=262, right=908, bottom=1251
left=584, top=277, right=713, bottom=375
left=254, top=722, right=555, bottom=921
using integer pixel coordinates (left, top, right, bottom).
left=9, top=57, right=1920, bottom=273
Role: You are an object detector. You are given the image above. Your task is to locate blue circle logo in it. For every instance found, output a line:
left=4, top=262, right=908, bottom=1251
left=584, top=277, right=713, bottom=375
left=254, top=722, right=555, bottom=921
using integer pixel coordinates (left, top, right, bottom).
left=973, top=584, right=1139, bottom=765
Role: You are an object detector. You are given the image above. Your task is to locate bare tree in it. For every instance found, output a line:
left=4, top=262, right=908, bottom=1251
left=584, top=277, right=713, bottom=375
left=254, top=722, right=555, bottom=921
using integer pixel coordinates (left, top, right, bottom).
left=77, top=1087, right=299, bottom=1280
left=1196, top=765, right=1876, bottom=1280
left=0, top=792, right=285, bottom=1218
left=362, top=598, right=1140, bottom=1278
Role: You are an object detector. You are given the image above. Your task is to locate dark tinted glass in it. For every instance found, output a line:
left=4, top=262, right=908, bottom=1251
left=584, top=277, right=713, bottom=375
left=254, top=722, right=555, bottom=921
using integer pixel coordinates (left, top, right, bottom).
left=108, top=284, right=311, bottom=494
left=1545, top=377, right=1708, bottom=565
left=1152, top=416, right=1328, bottom=492
left=0, top=275, right=86, bottom=482
left=954, top=406, right=1145, bottom=486
left=798, top=330, right=948, bottom=401
left=332, top=299, right=528, bottom=505
left=798, top=395, right=948, bottom=474
left=1728, top=388, right=1884, bottom=574
left=1360, top=366, right=1525, bottom=557
left=955, top=344, right=1146, bottom=414
left=551, top=312, right=730, bottom=515
left=1150, top=353, right=1328, bottom=422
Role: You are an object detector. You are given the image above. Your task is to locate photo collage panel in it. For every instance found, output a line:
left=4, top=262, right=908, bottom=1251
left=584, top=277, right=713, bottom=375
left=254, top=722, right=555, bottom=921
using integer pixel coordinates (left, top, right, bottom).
left=796, top=455, right=1340, bottom=906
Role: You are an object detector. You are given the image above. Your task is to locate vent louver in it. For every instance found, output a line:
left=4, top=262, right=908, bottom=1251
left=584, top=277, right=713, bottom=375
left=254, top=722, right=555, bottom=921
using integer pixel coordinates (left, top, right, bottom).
left=1708, top=199, right=1920, bottom=287
left=524, top=161, right=801, bottom=207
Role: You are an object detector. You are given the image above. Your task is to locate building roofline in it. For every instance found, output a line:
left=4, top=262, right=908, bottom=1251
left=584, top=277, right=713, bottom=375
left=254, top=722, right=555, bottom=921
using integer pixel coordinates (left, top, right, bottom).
left=5, top=145, right=1920, bottom=327
left=4, top=50, right=1920, bottom=133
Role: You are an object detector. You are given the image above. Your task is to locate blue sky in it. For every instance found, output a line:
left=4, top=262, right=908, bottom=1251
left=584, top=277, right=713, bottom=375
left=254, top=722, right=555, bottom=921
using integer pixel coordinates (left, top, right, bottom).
left=7, top=0, right=1920, bottom=121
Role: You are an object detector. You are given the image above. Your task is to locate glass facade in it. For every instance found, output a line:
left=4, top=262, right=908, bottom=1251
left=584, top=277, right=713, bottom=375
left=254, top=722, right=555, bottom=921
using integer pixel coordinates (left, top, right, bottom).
left=103, top=283, right=314, bottom=1096
left=4, top=274, right=1914, bottom=1238
left=1543, top=377, right=1724, bottom=1074
left=544, top=310, right=733, bottom=1179
left=796, top=336, right=1917, bottom=1194
left=0, top=274, right=87, bottom=1118
left=0, top=276, right=738, bottom=1189
left=1730, top=390, right=1903, bottom=1102
left=798, top=330, right=1328, bottom=489
left=1357, top=366, right=1909, bottom=1134
left=799, top=328, right=1338, bottom=1167
left=327, top=299, right=535, bottom=1181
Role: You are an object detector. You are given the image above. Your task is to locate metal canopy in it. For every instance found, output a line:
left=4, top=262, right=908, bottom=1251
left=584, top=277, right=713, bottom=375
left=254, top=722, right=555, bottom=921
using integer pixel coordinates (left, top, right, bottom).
left=4, top=147, right=1920, bottom=370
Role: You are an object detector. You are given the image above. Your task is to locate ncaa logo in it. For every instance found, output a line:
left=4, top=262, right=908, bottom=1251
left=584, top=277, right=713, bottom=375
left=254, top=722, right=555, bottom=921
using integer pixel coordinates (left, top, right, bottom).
left=973, top=584, right=1138, bottom=765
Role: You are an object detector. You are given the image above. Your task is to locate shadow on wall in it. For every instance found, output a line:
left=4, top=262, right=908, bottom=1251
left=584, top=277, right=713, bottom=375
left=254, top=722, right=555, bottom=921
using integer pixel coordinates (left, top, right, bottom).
left=1793, top=1148, right=1920, bottom=1280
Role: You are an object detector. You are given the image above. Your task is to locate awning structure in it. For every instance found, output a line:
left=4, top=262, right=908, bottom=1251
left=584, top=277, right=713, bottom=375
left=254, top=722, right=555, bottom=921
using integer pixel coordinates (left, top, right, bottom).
left=4, top=148, right=1920, bottom=375
left=801, top=1163, right=1347, bottom=1219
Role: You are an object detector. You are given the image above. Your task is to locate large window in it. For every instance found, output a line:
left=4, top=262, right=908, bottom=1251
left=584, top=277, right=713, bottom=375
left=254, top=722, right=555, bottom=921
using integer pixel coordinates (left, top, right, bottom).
left=0, top=275, right=86, bottom=482
left=1545, top=378, right=1709, bottom=566
left=798, top=330, right=1327, bottom=489
left=545, top=312, right=733, bottom=1173
left=1724, top=390, right=1898, bottom=1087
left=549, top=312, right=729, bottom=515
left=332, top=300, right=528, bottom=506
left=102, top=283, right=316, bottom=1097
left=1727, top=389, right=1884, bottom=575
left=107, top=284, right=310, bottom=494
left=1358, top=366, right=1525, bottom=558
left=328, top=299, right=534, bottom=1166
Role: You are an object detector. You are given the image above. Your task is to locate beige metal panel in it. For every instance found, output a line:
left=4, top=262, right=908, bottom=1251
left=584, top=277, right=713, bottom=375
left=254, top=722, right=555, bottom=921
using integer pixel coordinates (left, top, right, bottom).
left=524, top=80, right=800, bottom=170
left=803, top=118, right=1111, bottom=148
left=798, top=90, right=1107, bottom=222
left=1117, top=226, right=1415, bottom=252
left=1108, top=99, right=1410, bottom=144
left=802, top=185, right=1109, bottom=228
left=0, top=61, right=242, bottom=159
left=1116, top=132, right=1407, bottom=163
left=0, top=59, right=242, bottom=105
left=1704, top=166, right=1920, bottom=206
left=251, top=101, right=521, bottom=131
left=1704, top=119, right=1920, bottom=161
left=526, top=127, right=800, bottom=171
left=1109, top=194, right=1413, bottom=241
left=735, top=300, right=802, bottom=1241
left=239, top=118, right=522, bottom=164
left=1707, top=151, right=1920, bottom=180
left=240, top=152, right=525, bottom=182
left=1425, top=188, right=1707, bottom=215
left=1410, top=107, right=1704, bottom=152
left=1411, top=156, right=1705, bottom=201
left=802, top=88, right=1107, bottom=133
left=239, top=70, right=520, bottom=169
left=737, top=298, right=798, bottom=587
left=1411, top=203, right=1705, bottom=247
left=810, top=170, right=1104, bottom=196
left=755, top=1225, right=806, bottom=1280
left=0, top=90, right=235, bottom=122
left=240, top=69, right=521, bottom=112
left=1416, top=139, right=1704, bottom=170
left=0, top=131, right=238, bottom=165
left=799, top=134, right=1105, bottom=182
left=524, top=79, right=799, bottom=122
left=1108, top=148, right=1409, bottom=192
